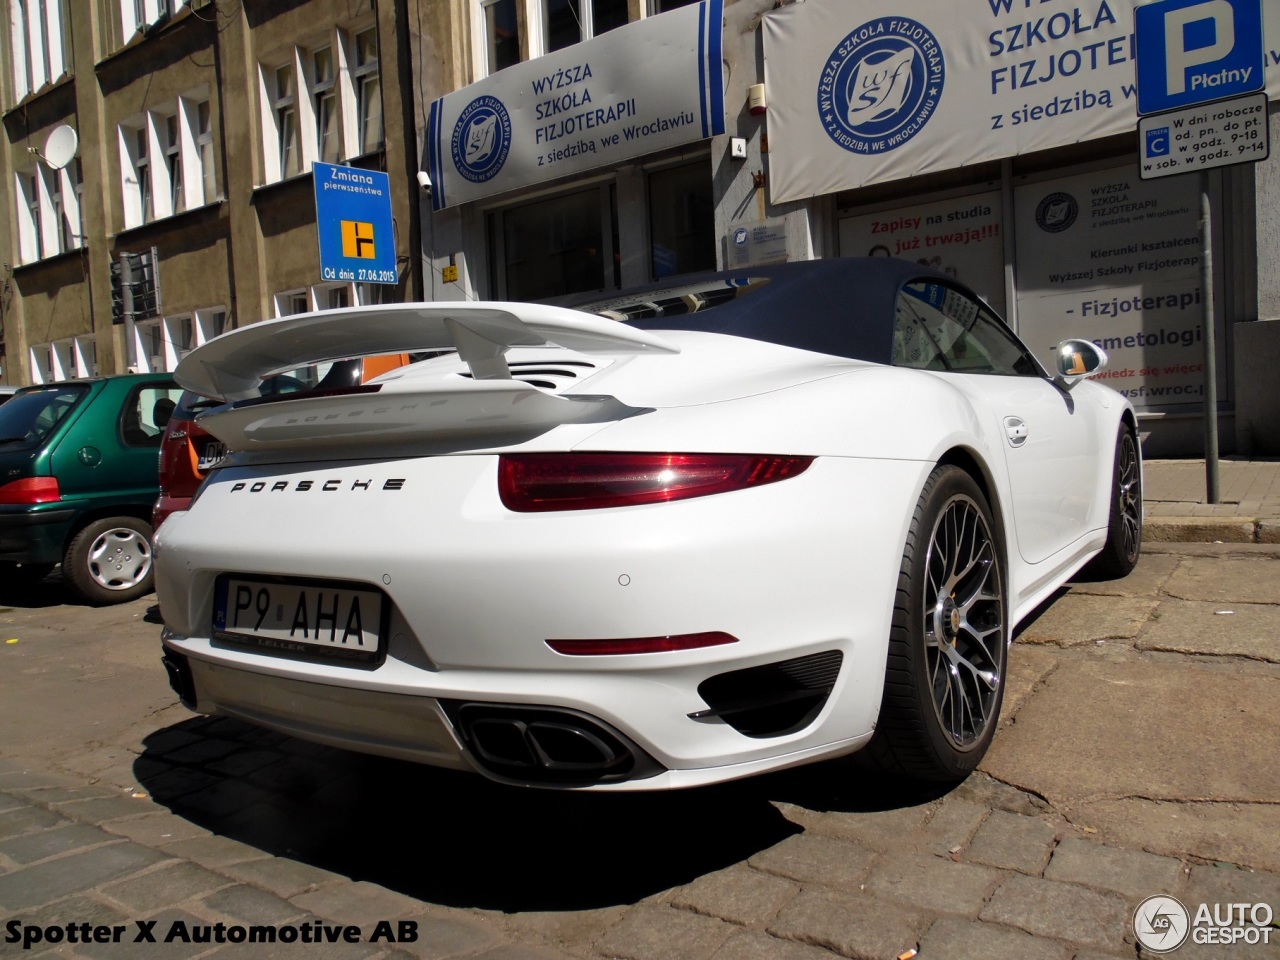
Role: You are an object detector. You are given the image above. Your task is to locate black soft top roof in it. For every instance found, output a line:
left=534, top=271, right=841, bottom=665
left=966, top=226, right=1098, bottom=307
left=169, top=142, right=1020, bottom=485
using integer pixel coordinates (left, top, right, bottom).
left=556, top=257, right=960, bottom=365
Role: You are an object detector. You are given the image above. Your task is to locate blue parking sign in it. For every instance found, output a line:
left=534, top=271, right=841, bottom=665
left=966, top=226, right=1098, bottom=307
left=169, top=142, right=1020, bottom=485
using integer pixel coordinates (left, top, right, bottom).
left=1135, top=0, right=1264, bottom=115
left=313, top=162, right=398, bottom=285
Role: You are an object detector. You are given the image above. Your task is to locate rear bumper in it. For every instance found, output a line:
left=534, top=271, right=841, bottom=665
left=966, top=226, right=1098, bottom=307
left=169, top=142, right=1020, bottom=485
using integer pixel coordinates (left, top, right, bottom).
left=155, top=453, right=930, bottom=789
left=0, top=507, right=76, bottom=563
left=161, top=642, right=872, bottom=790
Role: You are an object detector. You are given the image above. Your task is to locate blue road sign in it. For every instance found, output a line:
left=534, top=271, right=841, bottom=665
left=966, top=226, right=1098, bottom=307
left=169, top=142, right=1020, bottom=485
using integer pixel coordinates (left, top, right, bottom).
left=1135, top=0, right=1264, bottom=116
left=313, top=162, right=398, bottom=285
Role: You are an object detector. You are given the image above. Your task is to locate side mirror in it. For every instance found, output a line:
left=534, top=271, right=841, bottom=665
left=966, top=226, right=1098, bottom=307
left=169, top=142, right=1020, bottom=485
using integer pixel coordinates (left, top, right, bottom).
left=1052, top=338, right=1108, bottom=390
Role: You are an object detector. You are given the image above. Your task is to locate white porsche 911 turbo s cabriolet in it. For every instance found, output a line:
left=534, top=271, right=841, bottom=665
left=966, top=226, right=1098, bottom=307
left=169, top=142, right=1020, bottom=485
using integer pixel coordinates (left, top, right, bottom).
left=155, top=258, right=1142, bottom=790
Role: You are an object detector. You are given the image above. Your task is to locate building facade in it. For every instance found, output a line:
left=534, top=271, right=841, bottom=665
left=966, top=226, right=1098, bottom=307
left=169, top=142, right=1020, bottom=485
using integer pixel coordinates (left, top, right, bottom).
left=5, top=0, right=1279, bottom=456
left=422, top=0, right=1280, bottom=457
left=1, top=0, right=439, bottom=384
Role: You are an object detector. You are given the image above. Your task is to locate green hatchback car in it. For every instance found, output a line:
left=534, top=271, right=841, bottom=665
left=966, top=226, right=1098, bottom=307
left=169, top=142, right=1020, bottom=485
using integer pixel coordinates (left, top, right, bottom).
left=0, top=374, right=180, bottom=604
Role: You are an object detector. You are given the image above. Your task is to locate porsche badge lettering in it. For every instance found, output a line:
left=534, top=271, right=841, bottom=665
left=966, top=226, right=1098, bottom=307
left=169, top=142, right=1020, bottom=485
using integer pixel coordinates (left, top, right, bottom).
left=228, top=479, right=406, bottom=493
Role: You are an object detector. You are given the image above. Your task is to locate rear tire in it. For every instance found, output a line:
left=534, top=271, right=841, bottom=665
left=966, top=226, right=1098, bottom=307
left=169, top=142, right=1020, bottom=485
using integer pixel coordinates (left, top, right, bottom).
left=63, top=517, right=155, bottom=605
left=1083, top=425, right=1142, bottom=579
left=862, top=465, right=1008, bottom=782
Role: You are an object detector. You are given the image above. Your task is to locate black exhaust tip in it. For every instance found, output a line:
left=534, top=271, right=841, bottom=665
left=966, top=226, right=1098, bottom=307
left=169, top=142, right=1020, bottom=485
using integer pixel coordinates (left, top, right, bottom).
left=440, top=701, right=663, bottom=785
left=161, top=648, right=197, bottom=709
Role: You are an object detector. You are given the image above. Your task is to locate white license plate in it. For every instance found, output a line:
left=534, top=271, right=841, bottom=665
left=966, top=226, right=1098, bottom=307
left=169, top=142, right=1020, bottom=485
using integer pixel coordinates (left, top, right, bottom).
left=196, top=440, right=227, bottom=472
left=214, top=577, right=385, bottom=663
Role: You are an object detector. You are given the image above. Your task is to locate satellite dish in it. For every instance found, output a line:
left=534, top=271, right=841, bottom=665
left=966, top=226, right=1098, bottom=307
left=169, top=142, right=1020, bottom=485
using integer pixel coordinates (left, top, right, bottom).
left=42, top=125, right=78, bottom=171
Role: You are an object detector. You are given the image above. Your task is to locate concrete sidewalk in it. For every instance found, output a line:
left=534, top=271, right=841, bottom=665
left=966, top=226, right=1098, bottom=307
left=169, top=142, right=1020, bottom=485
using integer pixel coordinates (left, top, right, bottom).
left=1143, top=457, right=1280, bottom=543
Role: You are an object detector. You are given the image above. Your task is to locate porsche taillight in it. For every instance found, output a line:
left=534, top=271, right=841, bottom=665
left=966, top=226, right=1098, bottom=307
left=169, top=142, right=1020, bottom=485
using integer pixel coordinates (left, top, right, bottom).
left=497, top=453, right=813, bottom=512
left=0, top=477, right=61, bottom=504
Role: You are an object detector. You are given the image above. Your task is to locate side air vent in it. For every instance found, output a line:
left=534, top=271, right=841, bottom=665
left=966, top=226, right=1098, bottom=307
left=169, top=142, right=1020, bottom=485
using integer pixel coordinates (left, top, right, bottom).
left=692, top=650, right=843, bottom=738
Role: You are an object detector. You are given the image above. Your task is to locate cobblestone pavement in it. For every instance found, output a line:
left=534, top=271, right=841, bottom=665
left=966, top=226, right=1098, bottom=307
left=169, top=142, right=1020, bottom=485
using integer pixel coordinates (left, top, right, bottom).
left=1, top=543, right=1278, bottom=959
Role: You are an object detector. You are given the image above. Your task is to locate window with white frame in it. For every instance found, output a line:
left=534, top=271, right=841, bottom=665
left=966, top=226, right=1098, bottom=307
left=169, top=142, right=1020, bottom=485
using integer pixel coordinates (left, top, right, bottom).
left=477, top=0, right=520, bottom=75
left=196, top=100, right=216, bottom=204
left=259, top=27, right=382, bottom=185
left=30, top=335, right=96, bottom=383
left=196, top=307, right=226, bottom=344
left=13, top=155, right=82, bottom=265
left=354, top=28, right=382, bottom=153
left=121, top=0, right=184, bottom=40
left=17, top=172, right=42, bottom=262
left=471, top=0, right=629, bottom=78
left=545, top=0, right=627, bottom=52
left=118, top=93, right=217, bottom=229
left=163, top=113, right=185, bottom=214
left=274, top=290, right=309, bottom=317
left=273, top=283, right=359, bottom=317
left=131, top=319, right=165, bottom=372
left=357, top=282, right=388, bottom=306
left=648, top=0, right=697, bottom=12
left=271, top=62, right=302, bottom=180
left=118, top=122, right=155, bottom=227
left=7, top=0, right=69, bottom=104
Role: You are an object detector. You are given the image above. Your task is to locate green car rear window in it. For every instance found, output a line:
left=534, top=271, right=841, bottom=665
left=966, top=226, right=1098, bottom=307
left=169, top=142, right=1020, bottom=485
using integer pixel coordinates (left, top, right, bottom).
left=0, top=385, right=90, bottom=451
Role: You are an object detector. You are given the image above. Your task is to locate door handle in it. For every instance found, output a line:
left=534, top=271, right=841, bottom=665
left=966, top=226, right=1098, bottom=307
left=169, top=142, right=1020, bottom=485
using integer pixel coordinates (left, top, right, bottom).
left=1004, top=416, right=1028, bottom=448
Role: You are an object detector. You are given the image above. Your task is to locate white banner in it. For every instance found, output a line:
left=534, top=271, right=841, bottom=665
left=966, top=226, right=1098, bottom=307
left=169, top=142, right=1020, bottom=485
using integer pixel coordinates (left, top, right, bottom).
left=762, top=0, right=1280, bottom=204
left=838, top=190, right=1007, bottom=312
left=1013, top=166, right=1209, bottom=406
left=427, top=0, right=723, bottom=210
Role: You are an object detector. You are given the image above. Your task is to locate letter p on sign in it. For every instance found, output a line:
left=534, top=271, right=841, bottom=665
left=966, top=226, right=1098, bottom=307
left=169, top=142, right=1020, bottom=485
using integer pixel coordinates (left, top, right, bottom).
left=1164, top=0, right=1233, bottom=95
left=1134, top=0, right=1263, bottom=115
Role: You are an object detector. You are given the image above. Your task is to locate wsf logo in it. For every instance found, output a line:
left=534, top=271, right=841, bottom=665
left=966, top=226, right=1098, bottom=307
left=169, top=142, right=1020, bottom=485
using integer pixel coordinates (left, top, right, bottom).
left=816, top=17, right=945, bottom=155
left=451, top=95, right=512, bottom=184
left=1135, top=0, right=1264, bottom=114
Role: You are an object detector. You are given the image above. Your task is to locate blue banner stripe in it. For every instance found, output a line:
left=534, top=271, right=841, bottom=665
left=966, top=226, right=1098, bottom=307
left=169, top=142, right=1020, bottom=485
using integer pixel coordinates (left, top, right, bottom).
left=707, top=0, right=724, bottom=135
left=698, top=2, right=708, bottom=139
left=428, top=99, right=445, bottom=210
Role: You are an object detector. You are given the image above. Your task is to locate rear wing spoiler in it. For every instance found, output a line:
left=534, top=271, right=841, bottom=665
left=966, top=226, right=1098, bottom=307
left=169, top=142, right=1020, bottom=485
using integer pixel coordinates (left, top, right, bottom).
left=175, top=301, right=679, bottom=401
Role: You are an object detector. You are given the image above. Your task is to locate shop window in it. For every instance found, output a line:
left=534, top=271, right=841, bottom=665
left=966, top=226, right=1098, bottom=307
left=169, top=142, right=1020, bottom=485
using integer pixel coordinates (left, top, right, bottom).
left=7, top=0, right=68, bottom=104
left=648, top=163, right=714, bottom=280
left=492, top=185, right=619, bottom=301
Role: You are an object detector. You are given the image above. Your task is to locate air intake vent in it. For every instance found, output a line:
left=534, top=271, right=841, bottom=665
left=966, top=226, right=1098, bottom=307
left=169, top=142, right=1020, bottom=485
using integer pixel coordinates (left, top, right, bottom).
left=692, top=651, right=843, bottom=738
left=457, top=360, right=598, bottom=391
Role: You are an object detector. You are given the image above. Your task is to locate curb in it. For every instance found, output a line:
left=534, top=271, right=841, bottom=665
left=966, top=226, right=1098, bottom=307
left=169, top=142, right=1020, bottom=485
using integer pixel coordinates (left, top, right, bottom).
left=1144, top=516, right=1280, bottom=544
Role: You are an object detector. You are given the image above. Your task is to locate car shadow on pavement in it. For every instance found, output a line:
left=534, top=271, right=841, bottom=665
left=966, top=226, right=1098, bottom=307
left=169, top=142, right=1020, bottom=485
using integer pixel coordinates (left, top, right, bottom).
left=135, top=716, right=816, bottom=911
left=134, top=715, right=950, bottom=911
left=0, top=570, right=79, bottom=609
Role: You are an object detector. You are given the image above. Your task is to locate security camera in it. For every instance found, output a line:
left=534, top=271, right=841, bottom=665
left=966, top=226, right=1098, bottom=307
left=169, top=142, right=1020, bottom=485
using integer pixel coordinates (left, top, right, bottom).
left=416, top=170, right=432, bottom=193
